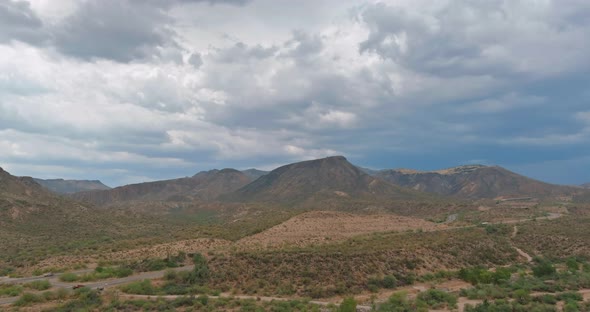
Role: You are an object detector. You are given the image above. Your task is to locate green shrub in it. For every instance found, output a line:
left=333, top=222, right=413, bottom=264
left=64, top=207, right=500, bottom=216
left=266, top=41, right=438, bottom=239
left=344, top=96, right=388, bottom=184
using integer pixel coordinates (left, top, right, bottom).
left=59, top=272, right=78, bottom=282
left=120, top=279, right=156, bottom=295
left=0, top=284, right=23, bottom=297
left=417, top=289, right=457, bottom=309
left=567, top=258, right=580, bottom=271
left=24, top=280, right=51, bottom=290
left=532, top=259, right=556, bottom=278
left=13, top=293, right=43, bottom=306
left=338, top=297, right=357, bottom=312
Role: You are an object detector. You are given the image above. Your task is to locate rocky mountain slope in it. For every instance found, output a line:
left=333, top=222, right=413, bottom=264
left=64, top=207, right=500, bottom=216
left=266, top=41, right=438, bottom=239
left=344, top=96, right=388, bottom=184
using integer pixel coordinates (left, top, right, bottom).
left=227, top=156, right=427, bottom=205
left=34, top=178, right=110, bottom=194
left=241, top=169, right=269, bottom=180
left=375, top=165, right=580, bottom=199
left=72, top=168, right=251, bottom=206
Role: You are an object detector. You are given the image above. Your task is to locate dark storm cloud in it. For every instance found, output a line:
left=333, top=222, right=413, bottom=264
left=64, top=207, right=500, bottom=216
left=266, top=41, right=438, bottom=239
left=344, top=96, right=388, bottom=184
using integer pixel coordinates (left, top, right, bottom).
left=358, top=0, right=590, bottom=78
left=0, top=0, right=47, bottom=44
left=52, top=0, right=251, bottom=62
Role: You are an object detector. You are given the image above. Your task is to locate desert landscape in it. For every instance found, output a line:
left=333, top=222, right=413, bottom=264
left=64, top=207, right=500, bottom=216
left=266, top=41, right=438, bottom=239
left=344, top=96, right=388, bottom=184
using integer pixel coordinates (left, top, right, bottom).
left=2, top=0, right=590, bottom=311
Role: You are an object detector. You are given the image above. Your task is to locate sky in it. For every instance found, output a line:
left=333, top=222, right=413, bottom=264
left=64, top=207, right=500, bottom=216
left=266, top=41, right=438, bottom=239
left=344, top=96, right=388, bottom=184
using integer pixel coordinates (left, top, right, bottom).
left=0, top=0, right=589, bottom=187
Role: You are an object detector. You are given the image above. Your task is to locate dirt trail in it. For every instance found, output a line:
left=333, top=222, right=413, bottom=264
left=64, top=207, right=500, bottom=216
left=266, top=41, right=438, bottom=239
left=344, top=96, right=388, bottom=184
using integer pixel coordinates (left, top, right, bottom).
left=511, top=225, right=533, bottom=262
left=118, top=293, right=373, bottom=310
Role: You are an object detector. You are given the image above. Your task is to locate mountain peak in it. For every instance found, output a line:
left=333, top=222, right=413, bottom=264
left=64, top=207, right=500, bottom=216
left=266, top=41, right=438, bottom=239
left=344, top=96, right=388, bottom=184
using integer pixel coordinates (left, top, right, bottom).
left=228, top=156, right=417, bottom=204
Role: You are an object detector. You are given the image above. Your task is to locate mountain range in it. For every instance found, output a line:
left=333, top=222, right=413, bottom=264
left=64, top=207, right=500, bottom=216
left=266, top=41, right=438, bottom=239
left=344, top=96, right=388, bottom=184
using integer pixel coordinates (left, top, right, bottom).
left=374, top=165, right=579, bottom=199
left=71, top=168, right=251, bottom=206
left=5, top=156, right=587, bottom=211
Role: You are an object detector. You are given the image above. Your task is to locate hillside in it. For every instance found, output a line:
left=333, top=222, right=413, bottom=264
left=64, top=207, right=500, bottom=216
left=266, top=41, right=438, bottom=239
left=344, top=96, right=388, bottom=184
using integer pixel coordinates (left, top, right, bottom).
left=582, top=183, right=590, bottom=189
left=0, top=167, right=115, bottom=264
left=72, top=168, right=251, bottom=206
left=227, top=156, right=428, bottom=205
left=376, top=165, right=580, bottom=199
left=241, top=169, right=268, bottom=180
left=33, top=178, right=111, bottom=194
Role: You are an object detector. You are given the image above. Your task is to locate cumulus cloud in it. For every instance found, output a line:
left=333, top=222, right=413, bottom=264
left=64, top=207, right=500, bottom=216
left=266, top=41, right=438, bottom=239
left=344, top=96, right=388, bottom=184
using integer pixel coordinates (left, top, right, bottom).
left=0, top=0, right=589, bottom=185
left=0, top=0, right=47, bottom=44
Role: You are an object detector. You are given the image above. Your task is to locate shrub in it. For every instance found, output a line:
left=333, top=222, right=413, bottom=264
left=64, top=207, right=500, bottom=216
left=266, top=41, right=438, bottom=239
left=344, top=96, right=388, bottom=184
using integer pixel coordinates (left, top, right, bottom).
left=567, top=258, right=580, bottom=271
left=338, top=297, right=357, bottom=312
left=120, top=279, right=156, bottom=295
left=417, top=289, right=457, bottom=309
left=532, top=259, right=556, bottom=278
left=0, top=284, right=23, bottom=297
left=14, top=293, right=43, bottom=306
left=59, top=273, right=78, bottom=282
left=24, top=280, right=51, bottom=290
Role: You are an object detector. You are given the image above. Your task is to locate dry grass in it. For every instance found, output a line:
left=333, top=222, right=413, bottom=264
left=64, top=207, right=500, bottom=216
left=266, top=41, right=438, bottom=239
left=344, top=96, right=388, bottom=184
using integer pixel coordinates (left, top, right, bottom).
left=237, top=211, right=446, bottom=249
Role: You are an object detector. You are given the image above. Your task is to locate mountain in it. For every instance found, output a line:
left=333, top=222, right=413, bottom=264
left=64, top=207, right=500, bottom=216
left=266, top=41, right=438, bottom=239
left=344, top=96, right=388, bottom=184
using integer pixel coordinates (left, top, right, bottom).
left=33, top=178, right=110, bottom=194
left=376, top=165, right=579, bottom=199
left=357, top=166, right=380, bottom=176
left=582, top=183, right=590, bottom=189
left=72, top=168, right=251, bottom=206
left=241, top=169, right=269, bottom=180
left=227, top=156, right=425, bottom=205
left=0, top=167, right=114, bottom=263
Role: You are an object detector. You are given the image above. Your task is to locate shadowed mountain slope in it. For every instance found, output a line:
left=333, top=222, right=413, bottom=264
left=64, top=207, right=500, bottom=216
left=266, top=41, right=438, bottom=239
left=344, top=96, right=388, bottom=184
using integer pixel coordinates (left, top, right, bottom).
left=376, top=165, right=580, bottom=199
left=72, top=168, right=251, bottom=206
left=227, top=156, right=428, bottom=205
left=34, top=178, right=111, bottom=194
left=241, top=169, right=269, bottom=180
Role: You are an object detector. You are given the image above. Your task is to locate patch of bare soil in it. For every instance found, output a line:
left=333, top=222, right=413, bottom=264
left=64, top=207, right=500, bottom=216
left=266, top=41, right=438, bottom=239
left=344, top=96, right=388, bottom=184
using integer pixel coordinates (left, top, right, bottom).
left=237, top=211, right=446, bottom=249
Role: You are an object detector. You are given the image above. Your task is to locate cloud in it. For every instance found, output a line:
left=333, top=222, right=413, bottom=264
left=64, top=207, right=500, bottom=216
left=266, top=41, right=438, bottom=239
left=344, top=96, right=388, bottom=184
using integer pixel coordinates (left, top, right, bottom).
left=1, top=0, right=590, bottom=185
left=0, top=0, right=47, bottom=44
left=358, top=0, right=590, bottom=78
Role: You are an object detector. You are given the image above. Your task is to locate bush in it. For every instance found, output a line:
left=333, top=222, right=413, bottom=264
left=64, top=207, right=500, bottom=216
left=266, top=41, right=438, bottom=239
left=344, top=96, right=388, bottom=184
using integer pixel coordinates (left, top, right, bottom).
left=59, top=273, right=78, bottom=282
left=382, top=275, right=398, bottom=289
left=532, top=259, right=556, bottom=278
left=417, top=289, right=457, bottom=309
left=567, top=258, right=580, bottom=271
left=0, top=284, right=23, bottom=297
left=120, top=279, right=156, bottom=295
left=338, top=297, right=357, bottom=312
left=376, top=292, right=427, bottom=312
left=459, top=267, right=510, bottom=285
left=24, top=280, right=51, bottom=290
left=14, top=293, right=43, bottom=306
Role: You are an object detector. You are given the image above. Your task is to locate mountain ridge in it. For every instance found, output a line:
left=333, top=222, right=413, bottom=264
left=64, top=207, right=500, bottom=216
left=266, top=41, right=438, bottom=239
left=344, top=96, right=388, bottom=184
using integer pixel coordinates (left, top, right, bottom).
left=226, top=156, right=428, bottom=205
left=34, top=178, right=111, bottom=194
left=376, top=165, right=580, bottom=199
left=72, top=168, right=251, bottom=206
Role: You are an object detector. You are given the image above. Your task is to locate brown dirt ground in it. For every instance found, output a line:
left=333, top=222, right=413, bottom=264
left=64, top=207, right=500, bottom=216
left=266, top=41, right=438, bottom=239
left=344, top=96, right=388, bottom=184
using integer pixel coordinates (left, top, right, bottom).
left=34, top=238, right=232, bottom=271
left=237, top=211, right=446, bottom=249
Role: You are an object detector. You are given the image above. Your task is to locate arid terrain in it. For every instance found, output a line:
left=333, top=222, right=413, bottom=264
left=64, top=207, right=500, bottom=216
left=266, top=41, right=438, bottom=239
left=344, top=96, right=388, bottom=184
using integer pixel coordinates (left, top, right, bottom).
left=1, top=156, right=590, bottom=311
